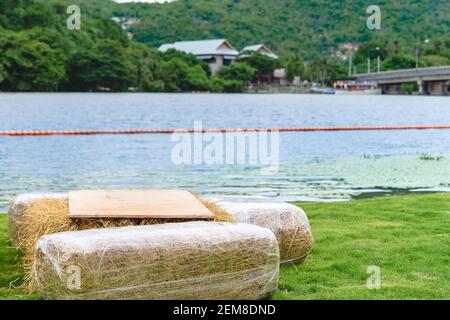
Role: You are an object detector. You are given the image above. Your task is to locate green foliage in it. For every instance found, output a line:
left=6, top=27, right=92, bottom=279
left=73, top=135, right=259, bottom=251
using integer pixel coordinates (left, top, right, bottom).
left=0, top=0, right=136, bottom=92
left=67, top=39, right=135, bottom=92
left=382, top=54, right=417, bottom=71
left=1, top=0, right=449, bottom=92
left=161, top=49, right=208, bottom=73
left=216, top=63, right=256, bottom=82
left=286, top=54, right=305, bottom=81
left=402, top=83, right=418, bottom=95
left=353, top=41, right=388, bottom=64
left=239, top=52, right=278, bottom=76
left=0, top=29, right=66, bottom=91
left=155, top=58, right=211, bottom=92
left=114, top=0, right=450, bottom=61
left=214, top=63, right=256, bottom=92
left=210, top=78, right=246, bottom=93
left=308, top=56, right=346, bottom=85
left=186, top=65, right=211, bottom=91
left=421, top=55, right=450, bottom=67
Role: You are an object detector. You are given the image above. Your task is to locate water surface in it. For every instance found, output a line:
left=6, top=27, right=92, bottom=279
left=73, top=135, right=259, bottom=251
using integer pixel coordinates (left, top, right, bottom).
left=1, top=93, right=449, bottom=209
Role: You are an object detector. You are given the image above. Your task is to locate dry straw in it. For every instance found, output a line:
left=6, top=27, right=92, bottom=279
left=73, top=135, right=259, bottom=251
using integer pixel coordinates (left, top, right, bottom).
left=34, top=222, right=279, bottom=300
left=9, top=196, right=234, bottom=292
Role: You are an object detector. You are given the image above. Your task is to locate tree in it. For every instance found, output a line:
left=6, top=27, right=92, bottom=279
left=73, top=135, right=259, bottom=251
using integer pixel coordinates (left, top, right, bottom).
left=286, top=54, right=305, bottom=81
left=239, top=52, right=278, bottom=76
left=210, top=78, right=245, bottom=93
left=156, top=58, right=189, bottom=92
left=353, top=41, right=388, bottom=65
left=127, top=43, right=161, bottom=90
left=139, top=73, right=165, bottom=92
left=309, top=56, right=333, bottom=85
left=186, top=65, right=211, bottom=91
left=0, top=30, right=66, bottom=91
left=421, top=55, right=450, bottom=67
left=67, top=39, right=135, bottom=92
left=216, top=63, right=256, bottom=83
left=382, top=54, right=417, bottom=70
left=21, top=2, right=55, bottom=29
left=162, top=49, right=209, bottom=73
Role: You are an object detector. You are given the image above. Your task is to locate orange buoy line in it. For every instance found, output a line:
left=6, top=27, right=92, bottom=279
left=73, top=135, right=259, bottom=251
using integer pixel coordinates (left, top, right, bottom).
left=1, top=125, right=450, bottom=136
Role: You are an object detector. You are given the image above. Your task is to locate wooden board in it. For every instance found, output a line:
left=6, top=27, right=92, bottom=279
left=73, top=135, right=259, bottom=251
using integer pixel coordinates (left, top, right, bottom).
left=68, top=189, right=214, bottom=219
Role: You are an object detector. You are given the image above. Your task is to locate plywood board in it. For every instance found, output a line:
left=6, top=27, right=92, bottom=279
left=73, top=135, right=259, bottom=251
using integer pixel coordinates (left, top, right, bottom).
left=68, top=189, right=214, bottom=219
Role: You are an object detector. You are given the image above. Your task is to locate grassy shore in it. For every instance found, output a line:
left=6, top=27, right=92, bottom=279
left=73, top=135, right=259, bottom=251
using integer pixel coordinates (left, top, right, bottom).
left=1, top=193, right=449, bottom=300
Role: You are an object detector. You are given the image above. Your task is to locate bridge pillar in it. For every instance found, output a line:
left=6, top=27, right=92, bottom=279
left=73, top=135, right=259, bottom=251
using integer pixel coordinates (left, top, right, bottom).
left=380, top=83, right=403, bottom=95
left=425, top=80, right=449, bottom=96
left=417, top=80, right=426, bottom=95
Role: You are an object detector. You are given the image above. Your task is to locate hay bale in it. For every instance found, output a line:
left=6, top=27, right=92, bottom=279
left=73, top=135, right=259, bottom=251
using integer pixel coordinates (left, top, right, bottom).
left=8, top=193, right=67, bottom=247
left=217, top=202, right=314, bottom=264
left=34, top=222, right=279, bottom=300
left=7, top=193, right=234, bottom=292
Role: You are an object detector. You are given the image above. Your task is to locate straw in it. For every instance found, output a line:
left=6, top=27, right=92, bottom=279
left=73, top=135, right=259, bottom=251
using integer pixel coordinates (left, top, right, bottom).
left=34, top=222, right=279, bottom=300
left=11, top=196, right=234, bottom=292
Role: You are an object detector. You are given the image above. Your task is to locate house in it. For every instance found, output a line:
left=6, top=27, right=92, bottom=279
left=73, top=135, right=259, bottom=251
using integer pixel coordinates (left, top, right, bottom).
left=158, top=39, right=239, bottom=75
left=240, top=44, right=279, bottom=59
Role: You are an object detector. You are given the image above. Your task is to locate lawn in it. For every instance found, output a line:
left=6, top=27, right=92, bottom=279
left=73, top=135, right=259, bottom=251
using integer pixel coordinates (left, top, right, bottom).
left=1, top=193, right=449, bottom=300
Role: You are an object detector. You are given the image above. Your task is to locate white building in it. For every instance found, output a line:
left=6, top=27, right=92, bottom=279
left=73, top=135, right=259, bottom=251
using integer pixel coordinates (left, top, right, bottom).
left=240, top=44, right=279, bottom=59
left=158, top=39, right=239, bottom=75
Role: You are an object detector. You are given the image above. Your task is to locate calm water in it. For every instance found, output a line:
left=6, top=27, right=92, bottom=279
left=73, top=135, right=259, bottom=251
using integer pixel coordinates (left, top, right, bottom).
left=1, top=93, right=450, bottom=209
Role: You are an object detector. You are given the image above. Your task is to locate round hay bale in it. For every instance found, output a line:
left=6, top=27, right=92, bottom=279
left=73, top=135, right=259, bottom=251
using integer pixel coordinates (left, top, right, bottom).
left=217, top=202, right=314, bottom=264
left=7, top=193, right=234, bottom=292
left=34, top=222, right=279, bottom=300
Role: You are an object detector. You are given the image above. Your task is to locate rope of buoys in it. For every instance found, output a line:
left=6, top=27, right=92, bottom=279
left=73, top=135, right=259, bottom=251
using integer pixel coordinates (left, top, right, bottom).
left=1, top=125, right=450, bottom=136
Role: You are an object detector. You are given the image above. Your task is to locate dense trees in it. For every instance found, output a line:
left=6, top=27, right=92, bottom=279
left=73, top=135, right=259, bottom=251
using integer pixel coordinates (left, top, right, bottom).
left=116, top=0, right=450, bottom=60
left=66, top=40, right=135, bottom=92
left=0, top=0, right=135, bottom=92
left=0, top=0, right=449, bottom=92
left=0, top=30, right=66, bottom=91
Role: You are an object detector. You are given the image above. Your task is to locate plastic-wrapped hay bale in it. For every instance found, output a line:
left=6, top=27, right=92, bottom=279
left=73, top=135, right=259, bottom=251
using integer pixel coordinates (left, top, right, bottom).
left=8, top=193, right=68, bottom=247
left=8, top=192, right=234, bottom=292
left=34, top=222, right=279, bottom=300
left=8, top=193, right=234, bottom=247
left=217, top=202, right=314, bottom=264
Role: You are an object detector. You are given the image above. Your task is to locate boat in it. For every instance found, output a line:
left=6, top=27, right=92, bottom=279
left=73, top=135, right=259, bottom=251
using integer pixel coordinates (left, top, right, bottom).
left=334, top=80, right=381, bottom=95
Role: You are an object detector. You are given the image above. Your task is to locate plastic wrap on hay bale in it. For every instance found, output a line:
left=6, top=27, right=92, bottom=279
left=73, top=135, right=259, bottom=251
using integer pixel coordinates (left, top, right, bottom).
left=7, top=193, right=234, bottom=292
left=8, top=193, right=67, bottom=247
left=217, top=202, right=314, bottom=264
left=34, top=222, right=279, bottom=300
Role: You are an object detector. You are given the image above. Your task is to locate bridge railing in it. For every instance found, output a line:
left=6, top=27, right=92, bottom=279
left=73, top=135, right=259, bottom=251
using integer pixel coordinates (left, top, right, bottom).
left=355, top=65, right=450, bottom=78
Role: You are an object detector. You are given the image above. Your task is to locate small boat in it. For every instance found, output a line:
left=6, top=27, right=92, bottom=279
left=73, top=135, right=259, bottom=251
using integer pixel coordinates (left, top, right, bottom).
left=334, top=80, right=381, bottom=95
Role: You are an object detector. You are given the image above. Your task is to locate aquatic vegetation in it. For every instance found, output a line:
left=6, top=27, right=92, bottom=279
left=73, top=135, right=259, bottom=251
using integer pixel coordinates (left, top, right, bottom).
left=419, top=153, right=444, bottom=161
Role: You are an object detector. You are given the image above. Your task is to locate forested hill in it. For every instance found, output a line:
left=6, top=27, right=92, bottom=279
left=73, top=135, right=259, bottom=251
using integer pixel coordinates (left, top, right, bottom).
left=1, top=0, right=449, bottom=92
left=112, top=0, right=450, bottom=58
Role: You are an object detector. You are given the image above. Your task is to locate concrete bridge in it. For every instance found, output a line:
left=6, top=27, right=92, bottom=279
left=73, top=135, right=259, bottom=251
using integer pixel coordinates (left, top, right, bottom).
left=355, top=66, right=450, bottom=95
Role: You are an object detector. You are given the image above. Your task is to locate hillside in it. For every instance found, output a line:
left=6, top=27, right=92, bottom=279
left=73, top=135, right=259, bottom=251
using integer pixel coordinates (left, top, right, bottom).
left=1, top=0, right=449, bottom=92
left=116, top=0, right=450, bottom=58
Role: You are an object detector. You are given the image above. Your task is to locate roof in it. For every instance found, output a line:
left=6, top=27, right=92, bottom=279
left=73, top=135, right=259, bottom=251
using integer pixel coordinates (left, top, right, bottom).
left=241, top=44, right=279, bottom=59
left=158, top=39, right=239, bottom=57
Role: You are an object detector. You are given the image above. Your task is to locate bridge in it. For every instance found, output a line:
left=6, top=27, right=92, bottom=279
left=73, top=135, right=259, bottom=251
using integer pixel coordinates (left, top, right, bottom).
left=355, top=66, right=450, bottom=95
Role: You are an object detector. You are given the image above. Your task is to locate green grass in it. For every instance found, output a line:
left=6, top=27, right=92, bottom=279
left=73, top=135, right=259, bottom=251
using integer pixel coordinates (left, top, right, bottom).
left=0, top=215, right=37, bottom=300
left=0, top=193, right=449, bottom=300
left=276, top=193, right=450, bottom=300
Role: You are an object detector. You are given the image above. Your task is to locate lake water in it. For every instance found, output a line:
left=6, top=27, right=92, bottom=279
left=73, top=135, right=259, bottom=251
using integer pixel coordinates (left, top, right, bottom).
left=1, top=93, right=450, bottom=210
